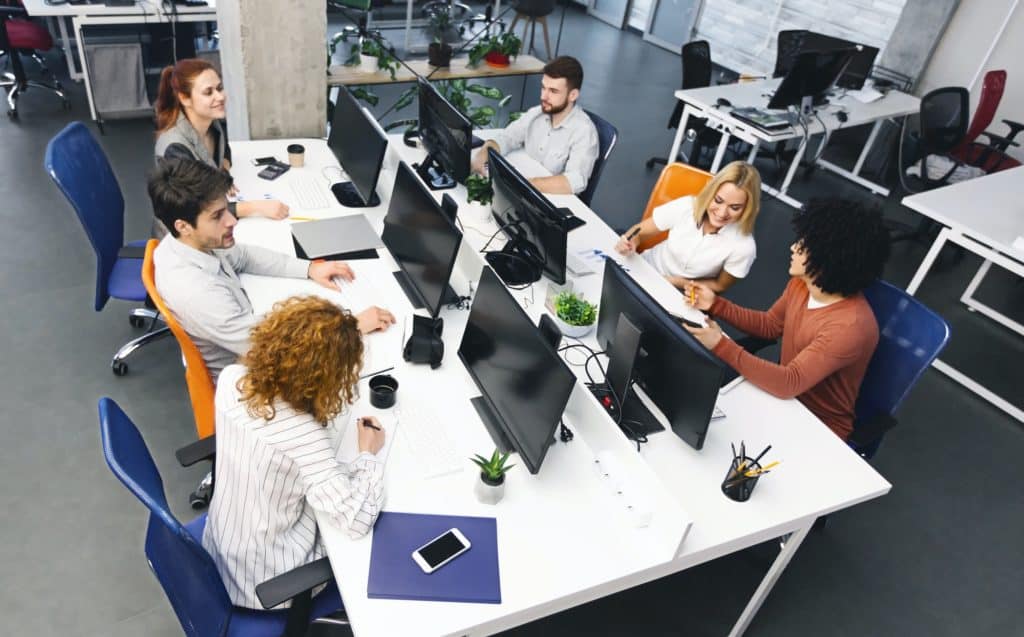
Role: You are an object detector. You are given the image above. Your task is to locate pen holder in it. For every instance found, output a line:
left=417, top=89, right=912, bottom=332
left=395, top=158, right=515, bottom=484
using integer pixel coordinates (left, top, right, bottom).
left=721, top=455, right=762, bottom=502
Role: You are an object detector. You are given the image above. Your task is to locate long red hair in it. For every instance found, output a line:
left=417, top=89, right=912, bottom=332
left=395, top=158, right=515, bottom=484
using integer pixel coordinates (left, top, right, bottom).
left=154, top=58, right=218, bottom=133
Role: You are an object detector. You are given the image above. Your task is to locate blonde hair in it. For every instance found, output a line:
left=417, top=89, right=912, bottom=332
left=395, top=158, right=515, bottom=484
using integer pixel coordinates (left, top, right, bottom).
left=238, top=296, right=363, bottom=425
left=691, top=161, right=761, bottom=235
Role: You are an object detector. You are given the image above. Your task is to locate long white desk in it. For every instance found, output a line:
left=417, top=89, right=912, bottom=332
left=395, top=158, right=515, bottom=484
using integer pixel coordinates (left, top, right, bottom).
left=226, top=136, right=890, bottom=636
left=902, top=166, right=1024, bottom=423
left=666, top=79, right=919, bottom=209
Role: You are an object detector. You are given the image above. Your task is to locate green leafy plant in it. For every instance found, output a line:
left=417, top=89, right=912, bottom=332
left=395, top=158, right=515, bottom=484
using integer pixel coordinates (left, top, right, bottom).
left=425, top=4, right=461, bottom=44
left=468, top=32, right=522, bottom=67
left=554, top=292, right=597, bottom=327
left=465, top=173, right=493, bottom=205
left=433, top=78, right=514, bottom=127
left=471, top=449, right=515, bottom=484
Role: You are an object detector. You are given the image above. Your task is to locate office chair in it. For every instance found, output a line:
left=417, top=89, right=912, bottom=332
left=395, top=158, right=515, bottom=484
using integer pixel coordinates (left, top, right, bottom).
left=0, top=3, right=69, bottom=119
left=579, top=109, right=618, bottom=209
left=772, top=29, right=806, bottom=78
left=508, top=0, right=555, bottom=60
left=646, top=40, right=717, bottom=170
left=635, top=162, right=713, bottom=252
left=949, top=70, right=1023, bottom=173
left=45, top=122, right=170, bottom=376
left=99, top=397, right=346, bottom=637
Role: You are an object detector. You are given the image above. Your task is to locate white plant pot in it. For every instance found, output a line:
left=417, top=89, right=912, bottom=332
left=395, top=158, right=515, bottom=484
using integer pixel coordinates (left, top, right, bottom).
left=465, top=200, right=491, bottom=224
left=474, top=474, right=505, bottom=505
left=554, top=314, right=594, bottom=338
left=359, top=54, right=379, bottom=73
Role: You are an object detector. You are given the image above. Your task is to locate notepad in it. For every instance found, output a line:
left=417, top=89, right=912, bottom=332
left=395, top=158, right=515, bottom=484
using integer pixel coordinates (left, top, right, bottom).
left=291, top=214, right=383, bottom=259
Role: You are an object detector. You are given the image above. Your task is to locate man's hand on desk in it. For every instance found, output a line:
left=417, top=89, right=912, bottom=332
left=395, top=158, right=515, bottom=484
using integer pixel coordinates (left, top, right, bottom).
left=241, top=199, right=290, bottom=220
left=357, top=306, right=397, bottom=334
left=684, top=319, right=724, bottom=350
left=308, top=261, right=355, bottom=288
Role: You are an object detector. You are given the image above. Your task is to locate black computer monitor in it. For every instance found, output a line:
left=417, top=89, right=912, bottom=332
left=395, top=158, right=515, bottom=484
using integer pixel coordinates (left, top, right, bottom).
left=381, top=162, right=463, bottom=317
left=458, top=267, right=576, bottom=474
left=416, top=78, right=473, bottom=190
left=326, top=86, right=387, bottom=207
left=799, top=32, right=878, bottom=90
left=767, top=47, right=856, bottom=114
left=486, top=148, right=568, bottom=286
left=595, top=261, right=725, bottom=451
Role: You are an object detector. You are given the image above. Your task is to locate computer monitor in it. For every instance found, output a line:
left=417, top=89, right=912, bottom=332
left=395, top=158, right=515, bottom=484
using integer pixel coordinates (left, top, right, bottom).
left=595, top=261, right=725, bottom=451
left=381, top=161, right=463, bottom=317
left=458, top=267, right=576, bottom=474
left=327, top=86, right=388, bottom=207
left=767, top=47, right=856, bottom=115
left=416, top=78, right=473, bottom=190
left=799, top=32, right=879, bottom=90
left=486, top=148, right=568, bottom=286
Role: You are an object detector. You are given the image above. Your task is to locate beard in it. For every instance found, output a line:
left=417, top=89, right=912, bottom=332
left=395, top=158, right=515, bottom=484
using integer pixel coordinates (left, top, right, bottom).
left=541, top=99, right=569, bottom=115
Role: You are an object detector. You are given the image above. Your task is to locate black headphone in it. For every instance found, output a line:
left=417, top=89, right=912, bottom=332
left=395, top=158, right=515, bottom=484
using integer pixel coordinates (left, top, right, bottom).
left=403, top=315, right=444, bottom=369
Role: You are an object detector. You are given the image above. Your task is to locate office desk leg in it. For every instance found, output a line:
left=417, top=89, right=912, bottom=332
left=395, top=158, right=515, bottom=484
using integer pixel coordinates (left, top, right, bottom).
left=745, top=139, right=760, bottom=164
left=760, top=136, right=806, bottom=209
left=728, top=520, right=813, bottom=637
left=817, top=119, right=890, bottom=197
left=906, top=227, right=949, bottom=295
left=55, top=17, right=82, bottom=81
left=710, top=128, right=731, bottom=172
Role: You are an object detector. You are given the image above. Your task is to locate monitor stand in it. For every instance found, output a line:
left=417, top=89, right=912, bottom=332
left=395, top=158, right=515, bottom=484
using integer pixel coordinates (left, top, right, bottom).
left=414, top=155, right=456, bottom=191
left=470, top=396, right=514, bottom=454
left=590, top=314, right=665, bottom=436
left=332, top=181, right=380, bottom=207
left=485, top=238, right=542, bottom=286
left=392, top=270, right=459, bottom=312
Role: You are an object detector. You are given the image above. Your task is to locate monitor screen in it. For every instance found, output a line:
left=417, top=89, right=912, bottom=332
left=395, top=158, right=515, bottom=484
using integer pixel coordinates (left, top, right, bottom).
left=800, top=32, right=878, bottom=90
left=767, top=47, right=856, bottom=111
left=417, top=79, right=472, bottom=184
left=487, top=148, right=568, bottom=285
left=458, top=267, right=576, bottom=474
left=596, top=261, right=725, bottom=450
left=327, top=86, right=388, bottom=205
left=381, top=162, right=463, bottom=318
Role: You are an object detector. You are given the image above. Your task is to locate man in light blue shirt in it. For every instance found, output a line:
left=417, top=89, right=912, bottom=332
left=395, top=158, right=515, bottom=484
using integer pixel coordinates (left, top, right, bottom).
left=472, top=56, right=599, bottom=195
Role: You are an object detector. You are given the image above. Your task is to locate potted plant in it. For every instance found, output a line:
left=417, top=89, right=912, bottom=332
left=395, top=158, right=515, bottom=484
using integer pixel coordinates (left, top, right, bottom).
left=464, top=173, right=493, bottom=222
left=468, top=32, right=522, bottom=69
left=426, top=6, right=455, bottom=68
left=553, top=291, right=598, bottom=337
left=471, top=449, right=514, bottom=505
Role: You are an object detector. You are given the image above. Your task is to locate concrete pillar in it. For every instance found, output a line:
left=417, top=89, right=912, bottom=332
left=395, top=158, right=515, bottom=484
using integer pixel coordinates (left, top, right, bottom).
left=217, top=0, right=327, bottom=140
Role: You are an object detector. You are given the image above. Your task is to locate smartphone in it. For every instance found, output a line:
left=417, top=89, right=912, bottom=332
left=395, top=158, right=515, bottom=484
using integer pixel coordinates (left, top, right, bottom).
left=251, top=156, right=277, bottom=166
left=411, top=528, right=471, bottom=574
left=257, top=162, right=290, bottom=180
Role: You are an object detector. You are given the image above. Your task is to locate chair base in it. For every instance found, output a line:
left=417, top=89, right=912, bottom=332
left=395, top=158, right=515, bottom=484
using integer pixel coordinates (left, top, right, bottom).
left=1, top=77, right=70, bottom=119
left=112, top=325, right=172, bottom=376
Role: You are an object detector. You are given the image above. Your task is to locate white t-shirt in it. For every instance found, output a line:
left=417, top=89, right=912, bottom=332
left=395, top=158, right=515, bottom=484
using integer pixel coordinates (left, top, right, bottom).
left=643, top=195, right=757, bottom=280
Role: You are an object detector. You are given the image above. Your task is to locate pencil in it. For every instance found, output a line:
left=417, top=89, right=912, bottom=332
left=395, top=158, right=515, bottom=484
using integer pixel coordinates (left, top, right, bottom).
left=626, top=226, right=642, bottom=240
left=689, top=286, right=696, bottom=306
left=289, top=216, right=316, bottom=222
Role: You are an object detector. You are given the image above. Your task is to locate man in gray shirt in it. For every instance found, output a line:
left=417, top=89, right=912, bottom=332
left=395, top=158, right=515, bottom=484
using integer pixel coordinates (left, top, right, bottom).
left=471, top=56, right=599, bottom=196
left=149, top=158, right=396, bottom=384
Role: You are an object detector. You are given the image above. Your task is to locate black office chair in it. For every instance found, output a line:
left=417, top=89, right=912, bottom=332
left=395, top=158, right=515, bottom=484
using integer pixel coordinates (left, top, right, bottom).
left=580, top=109, right=618, bottom=209
left=772, top=29, right=806, bottom=78
left=646, top=40, right=718, bottom=170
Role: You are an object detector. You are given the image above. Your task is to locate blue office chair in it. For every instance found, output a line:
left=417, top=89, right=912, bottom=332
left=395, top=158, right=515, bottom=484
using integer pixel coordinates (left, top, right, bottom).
left=45, top=122, right=169, bottom=376
left=849, top=280, right=951, bottom=458
left=98, top=397, right=346, bottom=637
left=580, top=109, right=618, bottom=209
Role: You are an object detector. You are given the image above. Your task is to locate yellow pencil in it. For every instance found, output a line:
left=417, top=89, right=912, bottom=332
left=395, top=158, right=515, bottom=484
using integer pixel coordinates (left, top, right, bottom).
left=289, top=216, right=316, bottom=222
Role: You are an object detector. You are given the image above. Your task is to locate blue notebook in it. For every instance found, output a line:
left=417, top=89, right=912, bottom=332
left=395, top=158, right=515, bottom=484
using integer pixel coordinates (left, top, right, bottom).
left=367, top=512, right=501, bottom=604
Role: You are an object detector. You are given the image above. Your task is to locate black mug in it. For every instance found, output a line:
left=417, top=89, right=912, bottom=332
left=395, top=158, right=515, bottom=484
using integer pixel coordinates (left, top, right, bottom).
left=369, top=374, right=398, bottom=409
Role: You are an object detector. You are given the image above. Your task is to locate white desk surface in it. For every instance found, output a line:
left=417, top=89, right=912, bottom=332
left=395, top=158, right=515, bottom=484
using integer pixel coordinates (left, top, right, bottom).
left=22, top=0, right=214, bottom=18
left=676, top=79, right=919, bottom=142
left=227, top=137, right=891, bottom=637
left=901, top=166, right=1024, bottom=257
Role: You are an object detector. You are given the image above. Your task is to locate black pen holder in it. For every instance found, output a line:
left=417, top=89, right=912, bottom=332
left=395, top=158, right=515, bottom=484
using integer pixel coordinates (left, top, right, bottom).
left=721, top=455, right=762, bottom=502
left=403, top=315, right=444, bottom=369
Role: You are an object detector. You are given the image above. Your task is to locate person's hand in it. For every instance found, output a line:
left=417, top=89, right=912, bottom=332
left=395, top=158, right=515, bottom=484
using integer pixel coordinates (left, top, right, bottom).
left=471, top=147, right=489, bottom=175
left=683, top=281, right=716, bottom=311
left=228, top=183, right=239, bottom=197
left=615, top=232, right=639, bottom=256
left=684, top=319, right=724, bottom=350
left=356, top=306, right=396, bottom=334
left=308, top=260, right=354, bottom=288
left=356, top=417, right=386, bottom=455
left=247, top=199, right=290, bottom=220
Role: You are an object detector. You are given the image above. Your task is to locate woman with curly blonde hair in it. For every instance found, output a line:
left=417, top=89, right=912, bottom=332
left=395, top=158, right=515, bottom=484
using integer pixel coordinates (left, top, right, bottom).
left=202, top=295, right=386, bottom=609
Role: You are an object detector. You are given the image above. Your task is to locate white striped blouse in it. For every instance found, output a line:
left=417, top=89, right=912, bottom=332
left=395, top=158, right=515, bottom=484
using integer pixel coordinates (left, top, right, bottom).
left=202, top=364, right=385, bottom=609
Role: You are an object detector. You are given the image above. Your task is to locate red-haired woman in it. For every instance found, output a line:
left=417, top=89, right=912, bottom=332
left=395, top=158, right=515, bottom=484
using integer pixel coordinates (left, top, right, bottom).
left=153, top=59, right=288, bottom=236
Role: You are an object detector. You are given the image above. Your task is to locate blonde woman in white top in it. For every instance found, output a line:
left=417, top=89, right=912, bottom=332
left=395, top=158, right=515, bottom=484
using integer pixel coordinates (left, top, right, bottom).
left=616, top=161, right=762, bottom=293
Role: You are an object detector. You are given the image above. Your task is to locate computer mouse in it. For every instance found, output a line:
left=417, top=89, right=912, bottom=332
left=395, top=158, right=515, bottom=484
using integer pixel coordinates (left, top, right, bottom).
left=836, top=111, right=849, bottom=123
left=716, top=97, right=733, bottom=108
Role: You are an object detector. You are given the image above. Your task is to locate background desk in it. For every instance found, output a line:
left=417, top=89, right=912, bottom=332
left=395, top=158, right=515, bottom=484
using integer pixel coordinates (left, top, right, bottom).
left=666, top=79, right=919, bottom=209
left=226, top=136, right=890, bottom=636
left=902, top=166, right=1024, bottom=423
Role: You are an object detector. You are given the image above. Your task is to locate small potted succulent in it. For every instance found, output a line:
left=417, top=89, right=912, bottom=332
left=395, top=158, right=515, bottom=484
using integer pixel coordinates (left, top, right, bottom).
left=553, top=291, right=598, bottom=338
left=472, top=449, right=514, bottom=505
left=464, top=173, right=493, bottom=223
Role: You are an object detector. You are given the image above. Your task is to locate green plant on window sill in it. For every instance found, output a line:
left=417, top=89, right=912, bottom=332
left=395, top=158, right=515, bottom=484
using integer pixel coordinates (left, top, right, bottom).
left=471, top=449, right=515, bottom=485
left=467, top=31, right=522, bottom=68
left=554, top=292, right=597, bottom=327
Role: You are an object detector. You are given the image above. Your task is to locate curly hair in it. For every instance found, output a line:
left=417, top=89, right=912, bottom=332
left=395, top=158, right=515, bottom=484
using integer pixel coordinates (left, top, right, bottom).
left=238, top=296, right=363, bottom=425
left=792, top=198, right=890, bottom=296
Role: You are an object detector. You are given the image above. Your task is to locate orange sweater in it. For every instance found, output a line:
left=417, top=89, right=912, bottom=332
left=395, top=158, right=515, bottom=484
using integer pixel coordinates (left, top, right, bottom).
left=710, top=278, right=878, bottom=440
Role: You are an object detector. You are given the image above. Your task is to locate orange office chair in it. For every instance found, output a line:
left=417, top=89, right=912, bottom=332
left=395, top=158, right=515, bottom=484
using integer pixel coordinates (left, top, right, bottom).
left=636, top=162, right=714, bottom=253
left=141, top=239, right=215, bottom=440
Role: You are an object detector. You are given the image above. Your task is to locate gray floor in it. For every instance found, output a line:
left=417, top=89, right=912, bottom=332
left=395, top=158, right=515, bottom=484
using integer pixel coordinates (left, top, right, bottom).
left=2, top=7, right=1022, bottom=636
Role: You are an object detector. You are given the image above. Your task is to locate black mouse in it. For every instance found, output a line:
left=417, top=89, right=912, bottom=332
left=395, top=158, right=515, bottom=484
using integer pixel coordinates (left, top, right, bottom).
left=716, top=97, right=732, bottom=108
left=836, top=111, right=849, bottom=123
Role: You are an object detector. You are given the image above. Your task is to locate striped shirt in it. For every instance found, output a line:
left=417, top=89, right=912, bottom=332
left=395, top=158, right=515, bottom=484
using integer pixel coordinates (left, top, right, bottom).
left=202, top=364, right=385, bottom=609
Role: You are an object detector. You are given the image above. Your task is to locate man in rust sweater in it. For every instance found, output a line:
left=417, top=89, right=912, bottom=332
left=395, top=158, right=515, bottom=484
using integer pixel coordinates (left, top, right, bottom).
left=683, top=198, right=890, bottom=441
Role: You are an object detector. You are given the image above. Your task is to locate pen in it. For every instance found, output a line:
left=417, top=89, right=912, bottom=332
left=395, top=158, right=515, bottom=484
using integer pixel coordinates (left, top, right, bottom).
left=359, top=418, right=381, bottom=431
left=689, top=285, right=696, bottom=306
left=752, top=444, right=772, bottom=465
left=625, top=226, right=641, bottom=241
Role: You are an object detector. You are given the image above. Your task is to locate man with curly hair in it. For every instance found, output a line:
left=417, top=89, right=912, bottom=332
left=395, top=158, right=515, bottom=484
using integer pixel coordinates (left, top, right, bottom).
left=683, top=198, right=891, bottom=440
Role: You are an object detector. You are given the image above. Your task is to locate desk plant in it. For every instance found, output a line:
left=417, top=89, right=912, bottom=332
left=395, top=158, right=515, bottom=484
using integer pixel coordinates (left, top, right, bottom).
left=468, top=31, right=522, bottom=68
left=553, top=291, right=598, bottom=337
left=472, top=449, right=515, bottom=505
left=464, top=173, right=493, bottom=223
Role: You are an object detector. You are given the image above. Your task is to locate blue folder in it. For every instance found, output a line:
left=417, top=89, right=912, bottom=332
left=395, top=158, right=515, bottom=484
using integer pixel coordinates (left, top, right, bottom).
left=367, top=511, right=501, bottom=604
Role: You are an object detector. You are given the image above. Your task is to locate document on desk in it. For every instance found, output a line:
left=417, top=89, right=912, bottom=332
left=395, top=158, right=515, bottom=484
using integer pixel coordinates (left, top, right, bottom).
left=333, top=408, right=399, bottom=467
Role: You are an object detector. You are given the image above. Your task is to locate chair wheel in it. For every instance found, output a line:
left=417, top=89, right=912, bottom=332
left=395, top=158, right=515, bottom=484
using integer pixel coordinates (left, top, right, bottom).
left=112, top=361, right=128, bottom=376
left=7, top=109, right=17, bottom=120
left=129, top=315, right=146, bottom=328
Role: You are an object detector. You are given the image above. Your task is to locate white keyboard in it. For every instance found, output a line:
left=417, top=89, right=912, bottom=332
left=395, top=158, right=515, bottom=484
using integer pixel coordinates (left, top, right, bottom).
left=289, top=175, right=332, bottom=210
left=566, top=252, right=594, bottom=276
left=395, top=404, right=464, bottom=479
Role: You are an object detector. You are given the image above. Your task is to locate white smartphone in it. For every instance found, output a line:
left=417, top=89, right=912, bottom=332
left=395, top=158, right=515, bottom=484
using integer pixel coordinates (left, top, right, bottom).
left=411, top=528, right=471, bottom=574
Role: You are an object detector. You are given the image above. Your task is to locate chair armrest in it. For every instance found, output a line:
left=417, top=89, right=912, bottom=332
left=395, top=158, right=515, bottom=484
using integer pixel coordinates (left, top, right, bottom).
left=977, top=131, right=1020, bottom=150
left=176, top=435, right=216, bottom=467
left=255, top=557, right=334, bottom=610
left=848, top=413, right=898, bottom=449
left=1001, top=119, right=1024, bottom=143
